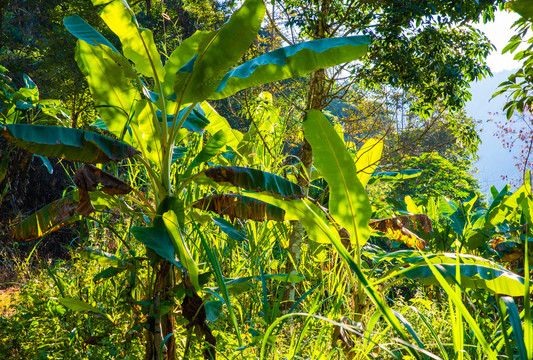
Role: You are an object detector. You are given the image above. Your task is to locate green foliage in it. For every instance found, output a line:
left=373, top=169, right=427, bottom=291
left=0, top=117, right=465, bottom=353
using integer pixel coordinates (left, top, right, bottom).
left=384, top=152, right=481, bottom=201
left=4, top=1, right=533, bottom=360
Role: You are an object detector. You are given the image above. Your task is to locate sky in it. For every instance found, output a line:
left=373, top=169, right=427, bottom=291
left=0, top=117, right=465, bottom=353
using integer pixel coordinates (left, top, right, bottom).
left=473, top=10, right=522, bottom=73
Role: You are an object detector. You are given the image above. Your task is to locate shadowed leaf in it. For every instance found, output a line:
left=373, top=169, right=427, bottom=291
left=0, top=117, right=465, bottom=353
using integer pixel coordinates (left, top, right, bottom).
left=1, top=124, right=139, bottom=164
left=11, top=195, right=81, bottom=241
left=73, top=164, right=133, bottom=216
left=193, top=194, right=285, bottom=222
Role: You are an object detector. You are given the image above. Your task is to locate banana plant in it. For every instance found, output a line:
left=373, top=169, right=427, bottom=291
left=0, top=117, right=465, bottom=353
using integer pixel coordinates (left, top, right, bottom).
left=2, top=0, right=372, bottom=358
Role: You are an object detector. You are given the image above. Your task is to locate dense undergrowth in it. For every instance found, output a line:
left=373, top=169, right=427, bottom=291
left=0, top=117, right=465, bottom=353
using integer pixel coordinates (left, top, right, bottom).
left=1, top=0, right=533, bottom=359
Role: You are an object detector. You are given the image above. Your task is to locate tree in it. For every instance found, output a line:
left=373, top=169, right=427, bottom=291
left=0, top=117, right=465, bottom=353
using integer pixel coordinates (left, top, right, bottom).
left=261, top=0, right=502, bottom=306
left=493, top=1, right=533, bottom=186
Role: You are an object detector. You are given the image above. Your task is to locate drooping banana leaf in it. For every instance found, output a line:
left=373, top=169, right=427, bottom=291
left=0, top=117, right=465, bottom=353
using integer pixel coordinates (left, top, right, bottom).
left=63, top=15, right=119, bottom=53
left=210, top=36, right=370, bottom=100
left=98, top=0, right=164, bottom=80
left=12, top=186, right=135, bottom=241
left=173, top=0, right=265, bottom=104
left=203, top=166, right=303, bottom=199
left=192, top=194, right=285, bottom=222
left=304, top=110, right=371, bottom=247
left=399, top=253, right=527, bottom=297
left=11, top=195, right=81, bottom=241
left=1, top=124, right=139, bottom=164
left=183, top=130, right=226, bottom=178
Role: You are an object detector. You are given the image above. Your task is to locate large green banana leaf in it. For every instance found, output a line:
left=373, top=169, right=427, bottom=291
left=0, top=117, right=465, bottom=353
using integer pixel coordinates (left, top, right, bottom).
left=210, top=36, right=370, bottom=100
left=98, top=0, right=164, bottom=80
left=74, top=42, right=143, bottom=143
left=63, top=15, right=118, bottom=53
left=173, top=0, right=265, bottom=104
left=304, top=110, right=371, bottom=247
left=380, top=251, right=524, bottom=296
left=1, top=124, right=139, bottom=163
left=404, top=263, right=526, bottom=297
left=203, top=166, right=303, bottom=199
left=66, top=10, right=162, bottom=163
left=131, top=225, right=182, bottom=269
left=160, top=31, right=210, bottom=100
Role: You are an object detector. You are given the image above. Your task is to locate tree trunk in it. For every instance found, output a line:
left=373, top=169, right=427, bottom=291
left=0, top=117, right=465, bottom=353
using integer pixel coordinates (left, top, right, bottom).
left=145, top=261, right=175, bottom=360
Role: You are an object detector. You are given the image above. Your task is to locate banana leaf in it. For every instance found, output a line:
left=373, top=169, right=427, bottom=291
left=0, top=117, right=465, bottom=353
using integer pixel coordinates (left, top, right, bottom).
left=400, top=253, right=527, bottom=297
left=354, top=138, right=383, bottom=188
left=203, top=102, right=243, bottom=150
left=193, top=194, right=285, bottom=222
left=173, top=0, right=265, bottom=104
left=98, top=0, right=164, bottom=80
left=75, top=42, right=142, bottom=143
left=203, top=166, right=303, bottom=199
left=210, top=36, right=370, bottom=100
left=131, top=225, right=182, bottom=269
left=161, top=31, right=211, bottom=100
left=304, top=110, right=371, bottom=247
left=11, top=195, right=81, bottom=241
left=212, top=217, right=247, bottom=242
left=63, top=15, right=118, bottom=53
left=157, top=105, right=210, bottom=133
left=163, top=210, right=200, bottom=291
left=1, top=124, right=139, bottom=164
left=245, top=193, right=339, bottom=244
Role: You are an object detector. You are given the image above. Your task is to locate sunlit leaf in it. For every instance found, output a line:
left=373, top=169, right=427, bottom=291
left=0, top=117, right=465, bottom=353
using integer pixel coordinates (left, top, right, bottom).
left=304, top=110, right=371, bottom=247
left=210, top=36, right=370, bottom=100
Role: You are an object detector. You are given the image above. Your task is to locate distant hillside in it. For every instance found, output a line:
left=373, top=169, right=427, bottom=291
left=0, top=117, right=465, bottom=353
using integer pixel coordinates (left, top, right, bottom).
left=466, top=69, right=522, bottom=194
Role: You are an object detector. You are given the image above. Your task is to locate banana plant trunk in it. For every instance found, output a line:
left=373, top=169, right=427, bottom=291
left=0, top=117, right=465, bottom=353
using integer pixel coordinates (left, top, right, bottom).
left=145, top=261, right=176, bottom=360
left=285, top=0, right=330, bottom=306
left=285, top=65, right=325, bottom=306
